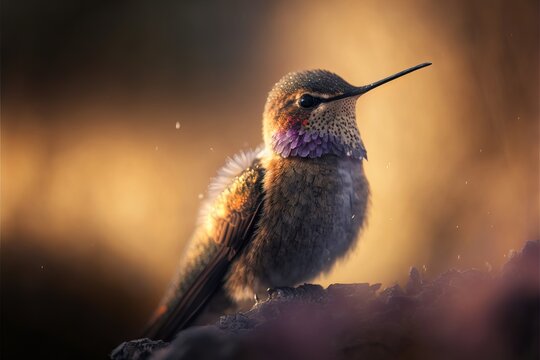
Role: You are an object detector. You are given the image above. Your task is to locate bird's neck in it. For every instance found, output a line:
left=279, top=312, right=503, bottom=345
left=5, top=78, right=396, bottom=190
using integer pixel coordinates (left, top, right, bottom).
left=269, top=128, right=367, bottom=160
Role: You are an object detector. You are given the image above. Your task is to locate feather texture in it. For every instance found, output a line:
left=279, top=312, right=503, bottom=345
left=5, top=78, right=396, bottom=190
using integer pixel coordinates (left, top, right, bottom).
left=144, top=149, right=266, bottom=341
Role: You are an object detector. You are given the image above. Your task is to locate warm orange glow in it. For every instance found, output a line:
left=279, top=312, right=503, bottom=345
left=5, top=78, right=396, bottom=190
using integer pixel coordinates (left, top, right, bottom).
left=1, top=1, right=537, bottom=357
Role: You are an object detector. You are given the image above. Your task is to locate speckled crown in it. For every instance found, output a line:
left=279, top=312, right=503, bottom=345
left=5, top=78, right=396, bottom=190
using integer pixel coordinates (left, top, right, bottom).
left=267, top=70, right=356, bottom=101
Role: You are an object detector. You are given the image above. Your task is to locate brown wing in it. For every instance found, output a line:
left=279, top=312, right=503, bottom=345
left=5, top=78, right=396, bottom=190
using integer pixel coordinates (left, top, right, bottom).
left=144, top=160, right=265, bottom=341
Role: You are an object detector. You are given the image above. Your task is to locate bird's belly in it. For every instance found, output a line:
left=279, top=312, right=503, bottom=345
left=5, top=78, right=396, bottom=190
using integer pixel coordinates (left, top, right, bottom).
left=225, top=157, right=369, bottom=300
left=259, top=170, right=366, bottom=284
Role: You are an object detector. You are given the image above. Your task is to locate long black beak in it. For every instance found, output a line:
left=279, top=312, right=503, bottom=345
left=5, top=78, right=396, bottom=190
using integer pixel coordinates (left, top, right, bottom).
left=324, top=62, right=432, bottom=102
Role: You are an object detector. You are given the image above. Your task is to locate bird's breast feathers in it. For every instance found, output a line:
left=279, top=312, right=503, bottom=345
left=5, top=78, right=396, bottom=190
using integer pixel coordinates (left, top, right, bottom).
left=225, top=153, right=370, bottom=299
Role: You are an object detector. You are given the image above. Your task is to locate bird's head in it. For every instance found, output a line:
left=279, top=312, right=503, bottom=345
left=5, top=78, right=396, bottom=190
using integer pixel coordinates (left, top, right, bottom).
left=262, top=63, right=431, bottom=160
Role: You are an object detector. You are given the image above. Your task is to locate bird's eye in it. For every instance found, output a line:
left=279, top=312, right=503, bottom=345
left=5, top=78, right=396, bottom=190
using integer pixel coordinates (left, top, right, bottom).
left=298, top=94, right=321, bottom=108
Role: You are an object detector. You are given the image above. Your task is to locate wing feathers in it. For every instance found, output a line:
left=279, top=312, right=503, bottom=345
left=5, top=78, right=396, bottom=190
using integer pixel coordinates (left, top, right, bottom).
left=144, top=153, right=265, bottom=341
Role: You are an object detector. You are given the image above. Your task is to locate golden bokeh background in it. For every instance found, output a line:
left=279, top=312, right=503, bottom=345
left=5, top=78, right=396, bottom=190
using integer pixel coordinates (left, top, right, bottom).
left=1, top=0, right=538, bottom=358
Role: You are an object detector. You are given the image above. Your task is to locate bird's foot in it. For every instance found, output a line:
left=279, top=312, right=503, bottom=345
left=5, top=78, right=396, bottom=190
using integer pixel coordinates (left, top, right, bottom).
left=266, top=286, right=296, bottom=299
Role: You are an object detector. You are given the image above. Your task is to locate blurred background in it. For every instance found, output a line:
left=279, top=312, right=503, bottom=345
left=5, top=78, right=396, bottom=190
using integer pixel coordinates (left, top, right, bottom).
left=1, top=0, right=538, bottom=358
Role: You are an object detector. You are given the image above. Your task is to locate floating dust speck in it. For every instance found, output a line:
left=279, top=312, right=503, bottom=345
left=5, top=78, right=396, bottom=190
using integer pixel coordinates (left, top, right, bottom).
left=422, top=264, right=428, bottom=272
left=198, top=193, right=204, bottom=200
left=485, top=261, right=492, bottom=272
left=210, top=147, right=214, bottom=152
left=351, top=214, right=355, bottom=219
left=155, top=146, right=159, bottom=151
left=456, top=225, right=460, bottom=230
left=465, top=180, right=469, bottom=185
left=40, top=265, right=44, bottom=270
left=175, top=121, right=181, bottom=129
left=457, top=254, right=461, bottom=261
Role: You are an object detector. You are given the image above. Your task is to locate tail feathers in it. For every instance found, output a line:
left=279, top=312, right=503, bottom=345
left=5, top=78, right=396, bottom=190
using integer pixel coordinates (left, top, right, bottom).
left=142, top=246, right=232, bottom=341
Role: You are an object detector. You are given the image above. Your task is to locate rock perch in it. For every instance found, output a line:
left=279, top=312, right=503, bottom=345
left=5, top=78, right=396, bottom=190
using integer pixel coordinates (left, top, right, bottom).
left=113, top=240, right=539, bottom=360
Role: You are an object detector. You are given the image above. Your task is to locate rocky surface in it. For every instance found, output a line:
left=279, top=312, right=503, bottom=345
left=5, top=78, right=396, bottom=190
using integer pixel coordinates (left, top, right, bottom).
left=112, top=241, right=539, bottom=360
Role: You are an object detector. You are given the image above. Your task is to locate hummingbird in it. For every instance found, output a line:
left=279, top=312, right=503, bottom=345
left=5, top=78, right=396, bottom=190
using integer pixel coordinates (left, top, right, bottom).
left=145, top=62, right=432, bottom=341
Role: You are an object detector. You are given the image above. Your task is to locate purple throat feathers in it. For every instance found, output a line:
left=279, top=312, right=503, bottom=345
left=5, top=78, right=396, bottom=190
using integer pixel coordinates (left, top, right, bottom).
left=272, top=126, right=367, bottom=160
